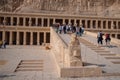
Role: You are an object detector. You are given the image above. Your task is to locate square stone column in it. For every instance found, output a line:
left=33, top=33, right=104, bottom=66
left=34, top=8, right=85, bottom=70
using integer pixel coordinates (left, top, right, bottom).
left=41, top=18, right=44, bottom=27
left=79, top=20, right=82, bottom=26
left=17, top=17, right=19, bottom=26
left=116, top=21, right=119, bottom=30
left=23, top=32, right=26, bottom=45
left=29, top=18, right=32, bottom=27
left=23, top=18, right=25, bottom=26
left=47, top=18, right=50, bottom=27
left=115, top=33, right=118, bottom=39
left=74, top=19, right=77, bottom=25
left=37, top=32, right=40, bottom=45
left=30, top=32, right=33, bottom=45
left=96, top=20, right=98, bottom=29
left=68, top=19, right=71, bottom=25
left=85, top=20, right=88, bottom=29
left=106, top=20, right=108, bottom=29
left=90, top=20, right=93, bottom=29
left=2, top=31, right=5, bottom=42
left=9, top=31, right=12, bottom=45
left=63, top=19, right=65, bottom=25
left=53, top=18, right=55, bottom=24
left=36, top=18, right=38, bottom=26
left=3, top=17, right=6, bottom=41
left=11, top=17, right=13, bottom=26
left=101, top=20, right=103, bottom=29
left=44, top=32, right=46, bottom=43
left=16, top=32, right=19, bottom=45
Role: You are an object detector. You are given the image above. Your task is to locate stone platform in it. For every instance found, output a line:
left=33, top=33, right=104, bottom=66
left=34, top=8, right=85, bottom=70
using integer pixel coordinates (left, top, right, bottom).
left=61, top=66, right=102, bottom=77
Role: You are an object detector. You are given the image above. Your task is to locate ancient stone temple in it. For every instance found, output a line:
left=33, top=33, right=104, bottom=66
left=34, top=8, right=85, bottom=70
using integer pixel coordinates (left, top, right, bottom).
left=0, top=0, right=120, bottom=79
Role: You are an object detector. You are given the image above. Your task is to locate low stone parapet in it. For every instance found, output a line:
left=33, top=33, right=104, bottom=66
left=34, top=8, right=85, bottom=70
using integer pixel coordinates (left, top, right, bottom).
left=61, top=66, right=102, bottom=77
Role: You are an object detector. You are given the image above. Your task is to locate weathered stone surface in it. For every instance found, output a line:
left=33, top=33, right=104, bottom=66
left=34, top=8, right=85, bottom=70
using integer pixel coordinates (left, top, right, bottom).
left=68, top=34, right=82, bottom=66
left=61, top=66, right=102, bottom=77
left=0, top=0, right=119, bottom=17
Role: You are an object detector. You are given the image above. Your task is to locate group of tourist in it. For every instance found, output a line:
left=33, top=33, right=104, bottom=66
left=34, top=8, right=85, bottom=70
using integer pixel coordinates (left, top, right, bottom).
left=55, top=23, right=84, bottom=36
left=0, top=40, right=6, bottom=49
left=97, top=31, right=111, bottom=47
left=54, top=23, right=111, bottom=47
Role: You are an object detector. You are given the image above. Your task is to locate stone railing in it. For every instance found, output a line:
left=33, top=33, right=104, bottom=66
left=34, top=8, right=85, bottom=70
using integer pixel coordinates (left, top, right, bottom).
left=50, top=27, right=71, bottom=76
left=50, top=28, right=102, bottom=77
left=50, top=27, right=70, bottom=66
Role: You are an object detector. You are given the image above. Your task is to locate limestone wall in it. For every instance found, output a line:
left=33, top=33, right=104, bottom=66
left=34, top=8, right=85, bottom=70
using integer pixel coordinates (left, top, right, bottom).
left=50, top=27, right=72, bottom=76
left=50, top=27, right=70, bottom=68
left=50, top=28, right=102, bottom=77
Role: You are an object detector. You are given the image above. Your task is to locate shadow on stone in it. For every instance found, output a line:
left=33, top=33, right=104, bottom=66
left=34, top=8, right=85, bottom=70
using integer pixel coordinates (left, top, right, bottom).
left=0, top=75, right=16, bottom=78
left=83, top=62, right=106, bottom=67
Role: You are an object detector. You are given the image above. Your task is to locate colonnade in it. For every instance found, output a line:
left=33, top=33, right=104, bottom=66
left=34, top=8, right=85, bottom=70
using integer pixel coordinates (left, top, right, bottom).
left=0, top=14, right=120, bottom=30
left=0, top=12, right=120, bottom=45
left=0, top=31, right=50, bottom=45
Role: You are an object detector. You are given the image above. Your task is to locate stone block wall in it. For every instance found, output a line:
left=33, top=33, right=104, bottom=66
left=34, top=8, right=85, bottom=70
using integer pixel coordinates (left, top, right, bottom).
left=50, top=28, right=102, bottom=77
left=61, top=66, right=102, bottom=77
left=50, top=27, right=70, bottom=68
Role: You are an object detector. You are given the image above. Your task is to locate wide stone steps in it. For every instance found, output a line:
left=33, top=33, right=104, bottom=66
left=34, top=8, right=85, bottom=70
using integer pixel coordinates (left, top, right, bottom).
left=105, top=57, right=120, bottom=59
left=102, top=73, right=120, bottom=76
left=20, top=63, right=43, bottom=64
left=79, top=37, right=120, bottom=65
left=18, top=65, right=43, bottom=68
left=16, top=68, right=43, bottom=71
left=15, top=60, right=44, bottom=72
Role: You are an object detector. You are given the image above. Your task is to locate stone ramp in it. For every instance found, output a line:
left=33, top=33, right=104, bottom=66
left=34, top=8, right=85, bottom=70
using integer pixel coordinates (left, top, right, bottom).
left=59, top=33, right=120, bottom=65
left=58, top=33, right=120, bottom=77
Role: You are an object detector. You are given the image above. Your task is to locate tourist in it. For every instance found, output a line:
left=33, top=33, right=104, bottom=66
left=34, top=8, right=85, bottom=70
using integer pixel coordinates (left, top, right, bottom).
left=66, top=24, right=69, bottom=33
left=76, top=26, right=80, bottom=36
left=72, top=25, right=76, bottom=33
left=55, top=23, right=59, bottom=33
left=81, top=27, right=84, bottom=35
left=2, top=40, right=6, bottom=49
left=105, top=33, right=111, bottom=47
left=0, top=40, right=2, bottom=48
left=79, top=27, right=82, bottom=36
left=97, top=31, right=103, bottom=46
left=63, top=24, right=66, bottom=34
left=58, top=24, right=62, bottom=34
left=69, top=24, right=72, bottom=32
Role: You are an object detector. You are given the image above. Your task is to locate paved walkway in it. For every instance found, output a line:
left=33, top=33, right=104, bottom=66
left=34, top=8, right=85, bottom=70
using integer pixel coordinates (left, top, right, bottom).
left=0, top=32, right=120, bottom=80
left=0, top=46, right=58, bottom=80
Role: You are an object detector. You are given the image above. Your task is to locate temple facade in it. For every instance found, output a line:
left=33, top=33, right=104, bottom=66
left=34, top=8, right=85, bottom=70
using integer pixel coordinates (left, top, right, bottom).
left=0, top=12, right=120, bottom=45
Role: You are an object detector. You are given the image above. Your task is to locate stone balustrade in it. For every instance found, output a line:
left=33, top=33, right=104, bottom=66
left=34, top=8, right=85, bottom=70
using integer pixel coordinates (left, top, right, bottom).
left=50, top=27, right=70, bottom=67
left=50, top=28, right=102, bottom=77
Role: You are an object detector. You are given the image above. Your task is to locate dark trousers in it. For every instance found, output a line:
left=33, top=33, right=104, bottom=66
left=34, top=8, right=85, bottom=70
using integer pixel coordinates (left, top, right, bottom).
left=97, top=37, right=103, bottom=45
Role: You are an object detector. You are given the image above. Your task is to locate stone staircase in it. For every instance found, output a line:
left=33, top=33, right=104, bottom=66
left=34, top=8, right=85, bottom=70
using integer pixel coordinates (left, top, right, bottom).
left=78, top=37, right=120, bottom=76
left=79, top=37, right=120, bottom=65
left=15, top=60, right=44, bottom=72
